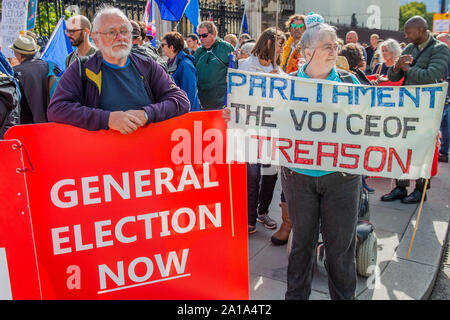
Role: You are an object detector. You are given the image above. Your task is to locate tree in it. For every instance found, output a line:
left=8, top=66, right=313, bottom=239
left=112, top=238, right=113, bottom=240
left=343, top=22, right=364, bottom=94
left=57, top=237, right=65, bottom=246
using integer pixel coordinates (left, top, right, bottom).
left=399, top=1, right=434, bottom=31
left=34, top=0, right=72, bottom=37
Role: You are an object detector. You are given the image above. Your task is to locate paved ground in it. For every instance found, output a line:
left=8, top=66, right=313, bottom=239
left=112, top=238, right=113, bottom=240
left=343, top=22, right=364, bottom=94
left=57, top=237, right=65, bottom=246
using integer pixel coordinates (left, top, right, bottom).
left=247, top=163, right=450, bottom=300
left=429, top=228, right=450, bottom=300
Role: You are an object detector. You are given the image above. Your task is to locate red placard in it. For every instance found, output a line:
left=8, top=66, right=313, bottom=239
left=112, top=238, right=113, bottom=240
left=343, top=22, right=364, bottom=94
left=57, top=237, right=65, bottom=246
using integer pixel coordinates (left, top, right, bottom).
left=0, top=140, right=41, bottom=299
left=366, top=74, right=403, bottom=86
left=3, top=111, right=248, bottom=300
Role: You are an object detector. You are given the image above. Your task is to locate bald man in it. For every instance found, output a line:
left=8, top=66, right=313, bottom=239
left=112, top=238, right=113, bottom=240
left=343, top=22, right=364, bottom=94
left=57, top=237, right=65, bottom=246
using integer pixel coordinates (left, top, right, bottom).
left=65, top=15, right=97, bottom=68
left=383, top=16, right=450, bottom=204
left=345, top=30, right=367, bottom=68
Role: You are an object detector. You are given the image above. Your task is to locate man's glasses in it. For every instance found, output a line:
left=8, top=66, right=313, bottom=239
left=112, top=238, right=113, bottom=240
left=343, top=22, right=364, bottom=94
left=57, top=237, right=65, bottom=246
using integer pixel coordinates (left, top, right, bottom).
left=65, top=29, right=83, bottom=35
left=198, top=33, right=209, bottom=38
left=96, top=29, right=131, bottom=40
left=291, top=23, right=304, bottom=29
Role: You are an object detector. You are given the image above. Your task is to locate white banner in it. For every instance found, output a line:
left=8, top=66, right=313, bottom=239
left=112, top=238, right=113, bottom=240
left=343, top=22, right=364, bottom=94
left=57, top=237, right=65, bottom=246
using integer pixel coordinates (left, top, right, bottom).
left=226, top=69, right=448, bottom=179
left=1, top=0, right=28, bottom=58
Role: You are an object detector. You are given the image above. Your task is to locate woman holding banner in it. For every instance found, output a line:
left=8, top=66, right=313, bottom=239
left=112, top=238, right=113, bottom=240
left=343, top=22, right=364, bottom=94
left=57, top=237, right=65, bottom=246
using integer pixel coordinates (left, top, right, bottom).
left=238, top=28, right=285, bottom=234
left=280, top=13, right=361, bottom=300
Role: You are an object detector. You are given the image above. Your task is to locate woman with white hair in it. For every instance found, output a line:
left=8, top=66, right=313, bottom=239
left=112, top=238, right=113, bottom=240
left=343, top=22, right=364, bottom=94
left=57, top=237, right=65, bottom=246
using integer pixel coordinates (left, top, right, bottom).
left=372, top=38, right=402, bottom=77
left=281, top=13, right=361, bottom=300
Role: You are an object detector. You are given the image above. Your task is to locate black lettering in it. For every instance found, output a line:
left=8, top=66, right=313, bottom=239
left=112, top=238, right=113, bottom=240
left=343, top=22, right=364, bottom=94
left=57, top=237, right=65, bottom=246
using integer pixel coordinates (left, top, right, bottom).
left=346, top=114, right=363, bottom=135
left=230, top=103, right=245, bottom=123
left=403, top=117, right=419, bottom=138
left=308, top=111, right=326, bottom=132
left=261, top=107, right=277, bottom=128
left=246, top=105, right=261, bottom=126
left=383, top=116, right=402, bottom=138
left=364, top=115, right=381, bottom=137
left=290, top=109, right=307, bottom=131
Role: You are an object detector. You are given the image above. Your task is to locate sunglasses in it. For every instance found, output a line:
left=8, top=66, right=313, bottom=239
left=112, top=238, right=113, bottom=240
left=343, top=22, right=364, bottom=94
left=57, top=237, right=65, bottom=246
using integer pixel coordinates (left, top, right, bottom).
left=198, top=33, right=209, bottom=38
left=291, top=23, right=304, bottom=29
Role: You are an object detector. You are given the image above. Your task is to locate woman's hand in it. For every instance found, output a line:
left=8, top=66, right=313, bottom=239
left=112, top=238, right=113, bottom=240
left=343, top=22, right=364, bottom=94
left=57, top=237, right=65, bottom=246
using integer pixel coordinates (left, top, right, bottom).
left=436, top=131, right=442, bottom=149
left=371, top=75, right=388, bottom=85
left=223, top=108, right=231, bottom=122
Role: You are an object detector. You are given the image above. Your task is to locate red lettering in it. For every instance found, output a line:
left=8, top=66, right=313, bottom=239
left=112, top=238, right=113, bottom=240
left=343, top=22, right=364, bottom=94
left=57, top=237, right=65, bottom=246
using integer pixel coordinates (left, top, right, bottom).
left=364, top=147, right=387, bottom=172
left=317, top=142, right=338, bottom=166
left=340, top=144, right=361, bottom=169
left=272, top=138, right=293, bottom=163
left=250, top=135, right=271, bottom=160
left=294, top=140, right=313, bottom=165
left=388, top=148, right=411, bottom=174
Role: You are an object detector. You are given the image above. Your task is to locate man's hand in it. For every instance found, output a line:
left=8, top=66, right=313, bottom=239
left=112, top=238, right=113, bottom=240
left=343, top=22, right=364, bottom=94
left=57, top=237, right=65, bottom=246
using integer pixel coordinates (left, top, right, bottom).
left=394, top=55, right=413, bottom=72
left=108, top=111, right=145, bottom=135
left=222, top=108, right=231, bottom=122
left=125, top=109, right=148, bottom=125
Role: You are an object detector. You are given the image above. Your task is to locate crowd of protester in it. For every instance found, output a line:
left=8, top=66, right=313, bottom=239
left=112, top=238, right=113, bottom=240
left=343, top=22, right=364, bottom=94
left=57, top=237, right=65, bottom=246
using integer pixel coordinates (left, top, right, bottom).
left=1, top=6, right=449, bottom=300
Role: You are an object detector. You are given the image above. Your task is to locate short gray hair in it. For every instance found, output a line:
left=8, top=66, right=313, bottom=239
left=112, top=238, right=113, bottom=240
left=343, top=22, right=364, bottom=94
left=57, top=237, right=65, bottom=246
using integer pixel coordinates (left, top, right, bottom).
left=92, top=5, right=131, bottom=32
left=240, top=42, right=255, bottom=55
left=300, top=23, right=337, bottom=59
left=379, top=38, right=402, bottom=63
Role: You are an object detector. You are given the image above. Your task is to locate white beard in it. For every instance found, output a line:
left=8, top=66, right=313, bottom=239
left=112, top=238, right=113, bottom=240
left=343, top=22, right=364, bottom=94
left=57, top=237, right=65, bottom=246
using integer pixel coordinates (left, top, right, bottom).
left=98, top=38, right=131, bottom=60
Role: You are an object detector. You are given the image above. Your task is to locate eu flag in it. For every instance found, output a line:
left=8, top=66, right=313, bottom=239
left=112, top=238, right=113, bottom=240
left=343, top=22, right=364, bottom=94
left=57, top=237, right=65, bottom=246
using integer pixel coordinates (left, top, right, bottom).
left=41, top=18, right=74, bottom=74
left=154, top=0, right=188, bottom=21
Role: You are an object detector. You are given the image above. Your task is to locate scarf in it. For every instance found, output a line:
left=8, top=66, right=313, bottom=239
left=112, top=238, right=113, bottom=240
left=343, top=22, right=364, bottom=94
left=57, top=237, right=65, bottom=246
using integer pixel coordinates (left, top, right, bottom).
left=280, top=36, right=302, bottom=73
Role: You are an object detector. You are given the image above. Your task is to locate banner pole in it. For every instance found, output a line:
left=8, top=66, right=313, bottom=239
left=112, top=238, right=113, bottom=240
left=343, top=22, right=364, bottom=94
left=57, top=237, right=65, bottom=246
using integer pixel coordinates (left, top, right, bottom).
left=228, top=162, right=235, bottom=237
left=406, top=178, right=429, bottom=259
left=273, top=0, right=279, bottom=68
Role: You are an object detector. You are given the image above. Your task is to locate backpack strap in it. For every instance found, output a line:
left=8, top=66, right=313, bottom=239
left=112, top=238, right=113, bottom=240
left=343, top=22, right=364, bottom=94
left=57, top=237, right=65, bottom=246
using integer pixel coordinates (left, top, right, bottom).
left=76, top=55, right=90, bottom=97
left=337, top=69, right=355, bottom=84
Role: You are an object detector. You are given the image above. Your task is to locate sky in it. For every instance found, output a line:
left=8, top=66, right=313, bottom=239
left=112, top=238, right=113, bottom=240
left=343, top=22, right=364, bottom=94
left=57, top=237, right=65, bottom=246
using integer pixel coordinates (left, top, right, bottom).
left=399, top=0, right=443, bottom=12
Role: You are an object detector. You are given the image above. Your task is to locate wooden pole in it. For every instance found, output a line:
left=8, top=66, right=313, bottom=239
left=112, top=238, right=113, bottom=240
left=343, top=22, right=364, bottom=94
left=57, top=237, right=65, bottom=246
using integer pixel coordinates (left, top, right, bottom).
left=406, top=178, right=429, bottom=259
left=273, top=0, right=279, bottom=69
left=228, top=163, right=235, bottom=237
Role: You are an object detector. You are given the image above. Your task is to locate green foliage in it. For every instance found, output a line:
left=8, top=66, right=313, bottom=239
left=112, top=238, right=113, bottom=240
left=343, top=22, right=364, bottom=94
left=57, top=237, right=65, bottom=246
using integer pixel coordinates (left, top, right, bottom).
left=33, top=1, right=72, bottom=37
left=399, top=1, right=434, bottom=30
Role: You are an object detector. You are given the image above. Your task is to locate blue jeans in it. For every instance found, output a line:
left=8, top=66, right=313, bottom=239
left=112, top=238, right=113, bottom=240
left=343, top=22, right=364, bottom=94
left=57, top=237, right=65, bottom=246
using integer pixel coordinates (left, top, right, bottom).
left=281, top=168, right=361, bottom=300
left=440, top=104, right=450, bottom=157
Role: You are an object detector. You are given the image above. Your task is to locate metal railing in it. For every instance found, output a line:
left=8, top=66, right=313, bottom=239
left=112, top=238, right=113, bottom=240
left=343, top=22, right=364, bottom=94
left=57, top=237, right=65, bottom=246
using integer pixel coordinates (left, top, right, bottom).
left=28, top=0, right=246, bottom=39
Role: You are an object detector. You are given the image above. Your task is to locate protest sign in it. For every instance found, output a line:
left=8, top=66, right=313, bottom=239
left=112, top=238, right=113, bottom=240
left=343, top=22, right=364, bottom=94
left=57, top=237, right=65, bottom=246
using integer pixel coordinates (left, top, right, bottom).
left=1, top=0, right=28, bottom=58
left=2, top=111, right=248, bottom=299
left=26, top=0, right=38, bottom=30
left=226, top=69, right=447, bottom=179
left=0, top=140, right=41, bottom=299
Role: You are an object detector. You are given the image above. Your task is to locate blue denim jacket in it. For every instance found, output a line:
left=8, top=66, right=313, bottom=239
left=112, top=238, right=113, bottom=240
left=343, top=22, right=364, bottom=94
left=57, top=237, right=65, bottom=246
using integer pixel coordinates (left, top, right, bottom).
left=290, top=64, right=359, bottom=177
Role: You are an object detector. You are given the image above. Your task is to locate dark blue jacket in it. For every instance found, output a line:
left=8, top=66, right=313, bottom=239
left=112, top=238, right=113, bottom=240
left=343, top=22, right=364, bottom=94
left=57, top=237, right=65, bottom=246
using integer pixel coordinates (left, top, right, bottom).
left=172, top=50, right=200, bottom=111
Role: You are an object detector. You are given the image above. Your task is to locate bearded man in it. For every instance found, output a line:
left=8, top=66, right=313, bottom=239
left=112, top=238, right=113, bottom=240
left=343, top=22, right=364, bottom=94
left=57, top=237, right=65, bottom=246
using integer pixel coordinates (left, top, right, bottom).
left=65, top=15, right=97, bottom=68
left=47, top=6, right=190, bottom=135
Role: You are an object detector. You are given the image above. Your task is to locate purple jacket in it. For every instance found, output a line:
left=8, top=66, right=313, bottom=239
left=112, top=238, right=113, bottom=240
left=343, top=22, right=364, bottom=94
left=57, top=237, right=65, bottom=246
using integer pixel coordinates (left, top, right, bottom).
left=47, top=51, right=190, bottom=130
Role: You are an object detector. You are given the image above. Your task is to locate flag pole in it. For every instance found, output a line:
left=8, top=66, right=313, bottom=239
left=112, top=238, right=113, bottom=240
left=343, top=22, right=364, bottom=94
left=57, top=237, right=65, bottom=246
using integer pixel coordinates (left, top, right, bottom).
left=175, top=0, right=191, bottom=30
left=238, top=0, right=248, bottom=42
left=41, top=17, right=65, bottom=57
left=406, top=178, right=429, bottom=259
left=273, top=0, right=279, bottom=68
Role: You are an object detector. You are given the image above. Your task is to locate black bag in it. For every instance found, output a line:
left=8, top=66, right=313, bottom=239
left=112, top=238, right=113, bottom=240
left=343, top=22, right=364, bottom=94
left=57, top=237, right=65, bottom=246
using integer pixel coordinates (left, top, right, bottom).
left=0, top=72, right=20, bottom=139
